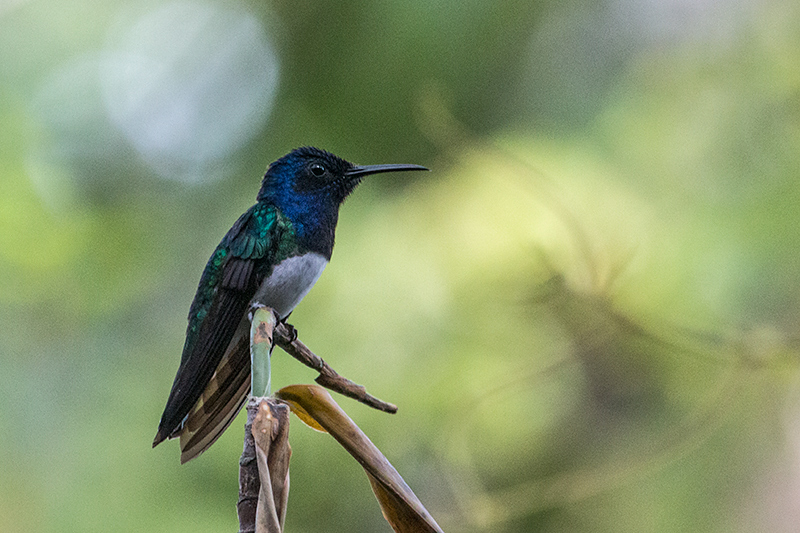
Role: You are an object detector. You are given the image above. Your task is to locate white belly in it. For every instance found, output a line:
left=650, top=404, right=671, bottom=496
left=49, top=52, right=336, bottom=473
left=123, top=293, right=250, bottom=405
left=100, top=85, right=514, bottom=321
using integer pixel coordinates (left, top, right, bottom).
left=250, top=252, right=328, bottom=318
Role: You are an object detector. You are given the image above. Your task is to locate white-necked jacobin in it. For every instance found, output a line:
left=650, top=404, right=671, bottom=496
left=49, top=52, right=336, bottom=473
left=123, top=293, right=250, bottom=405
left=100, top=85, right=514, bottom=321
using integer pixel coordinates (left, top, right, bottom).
left=153, top=146, right=427, bottom=463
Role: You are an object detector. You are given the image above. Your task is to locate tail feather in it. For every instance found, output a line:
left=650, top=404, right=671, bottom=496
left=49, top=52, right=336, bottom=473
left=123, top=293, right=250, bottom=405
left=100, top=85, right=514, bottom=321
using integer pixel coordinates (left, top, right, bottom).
left=176, top=328, right=252, bottom=463
left=180, top=376, right=250, bottom=463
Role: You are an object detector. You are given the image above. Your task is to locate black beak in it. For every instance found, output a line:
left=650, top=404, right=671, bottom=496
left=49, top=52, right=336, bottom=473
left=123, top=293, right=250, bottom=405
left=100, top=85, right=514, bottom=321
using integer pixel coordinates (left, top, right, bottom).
left=345, top=163, right=429, bottom=178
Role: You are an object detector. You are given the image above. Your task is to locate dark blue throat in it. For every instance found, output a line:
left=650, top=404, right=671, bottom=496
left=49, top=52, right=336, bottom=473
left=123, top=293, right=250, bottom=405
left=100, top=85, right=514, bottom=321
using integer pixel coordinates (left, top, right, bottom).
left=262, top=184, right=343, bottom=259
left=283, top=191, right=339, bottom=259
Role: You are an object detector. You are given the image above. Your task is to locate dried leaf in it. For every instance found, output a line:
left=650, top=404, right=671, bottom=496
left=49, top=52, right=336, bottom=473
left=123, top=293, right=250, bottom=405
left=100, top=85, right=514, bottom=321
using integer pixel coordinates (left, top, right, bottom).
left=276, top=385, right=443, bottom=533
left=276, top=398, right=327, bottom=433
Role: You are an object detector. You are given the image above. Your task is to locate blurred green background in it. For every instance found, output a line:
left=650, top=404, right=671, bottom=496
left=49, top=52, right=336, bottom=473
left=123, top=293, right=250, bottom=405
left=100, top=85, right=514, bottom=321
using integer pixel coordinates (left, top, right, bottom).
left=2, top=0, right=800, bottom=531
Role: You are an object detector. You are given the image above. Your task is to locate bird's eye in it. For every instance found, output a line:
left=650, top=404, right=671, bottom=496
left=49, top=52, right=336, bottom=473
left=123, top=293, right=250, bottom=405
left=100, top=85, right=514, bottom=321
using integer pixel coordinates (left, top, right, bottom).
left=310, top=164, right=326, bottom=177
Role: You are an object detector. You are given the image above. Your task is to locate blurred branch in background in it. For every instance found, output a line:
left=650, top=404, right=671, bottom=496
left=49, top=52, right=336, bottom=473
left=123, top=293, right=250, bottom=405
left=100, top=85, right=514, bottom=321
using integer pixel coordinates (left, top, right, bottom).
left=415, top=81, right=800, bottom=530
left=443, top=276, right=767, bottom=529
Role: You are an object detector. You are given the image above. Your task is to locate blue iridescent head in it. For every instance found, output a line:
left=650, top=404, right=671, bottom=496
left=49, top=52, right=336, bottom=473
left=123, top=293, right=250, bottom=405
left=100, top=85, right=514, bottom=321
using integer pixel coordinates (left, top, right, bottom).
left=256, top=146, right=427, bottom=255
left=258, top=147, right=356, bottom=205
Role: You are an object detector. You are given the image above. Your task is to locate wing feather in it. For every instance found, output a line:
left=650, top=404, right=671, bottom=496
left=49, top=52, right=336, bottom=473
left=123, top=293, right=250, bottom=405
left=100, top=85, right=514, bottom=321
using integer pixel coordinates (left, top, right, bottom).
left=153, top=204, right=285, bottom=451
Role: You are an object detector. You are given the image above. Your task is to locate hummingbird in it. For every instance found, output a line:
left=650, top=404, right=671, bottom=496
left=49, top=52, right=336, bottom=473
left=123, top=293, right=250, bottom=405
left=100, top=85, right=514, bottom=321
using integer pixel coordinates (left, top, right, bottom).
left=153, top=146, right=428, bottom=463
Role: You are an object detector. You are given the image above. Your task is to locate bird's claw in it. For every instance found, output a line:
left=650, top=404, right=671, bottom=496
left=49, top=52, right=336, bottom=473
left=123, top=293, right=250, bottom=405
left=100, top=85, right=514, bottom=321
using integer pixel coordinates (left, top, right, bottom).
left=282, top=322, right=298, bottom=343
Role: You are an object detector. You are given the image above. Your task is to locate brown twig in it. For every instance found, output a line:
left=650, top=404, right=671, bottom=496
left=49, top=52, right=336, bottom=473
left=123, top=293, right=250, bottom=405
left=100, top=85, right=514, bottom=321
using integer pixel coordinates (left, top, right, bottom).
left=253, top=400, right=291, bottom=532
left=273, top=322, right=398, bottom=414
left=238, top=401, right=260, bottom=533
left=238, top=398, right=292, bottom=533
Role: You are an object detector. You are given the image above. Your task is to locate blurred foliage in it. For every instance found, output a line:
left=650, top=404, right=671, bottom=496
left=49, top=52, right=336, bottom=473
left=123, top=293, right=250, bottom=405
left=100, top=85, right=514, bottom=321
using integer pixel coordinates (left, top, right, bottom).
left=2, top=0, right=800, bottom=532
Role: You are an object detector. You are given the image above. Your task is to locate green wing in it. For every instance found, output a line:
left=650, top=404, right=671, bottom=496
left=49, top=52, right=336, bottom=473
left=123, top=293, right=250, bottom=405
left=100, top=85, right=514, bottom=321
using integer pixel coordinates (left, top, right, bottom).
left=154, top=204, right=290, bottom=458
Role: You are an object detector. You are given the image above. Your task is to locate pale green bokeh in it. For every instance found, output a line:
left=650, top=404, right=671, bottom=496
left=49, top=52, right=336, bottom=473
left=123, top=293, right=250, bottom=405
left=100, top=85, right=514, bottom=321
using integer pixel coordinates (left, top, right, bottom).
left=2, top=0, right=799, bottom=532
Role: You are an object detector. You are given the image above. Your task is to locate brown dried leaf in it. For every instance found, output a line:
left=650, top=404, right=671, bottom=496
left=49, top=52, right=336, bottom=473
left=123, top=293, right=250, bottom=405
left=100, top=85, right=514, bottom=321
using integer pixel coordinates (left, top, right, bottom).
left=276, top=385, right=443, bottom=533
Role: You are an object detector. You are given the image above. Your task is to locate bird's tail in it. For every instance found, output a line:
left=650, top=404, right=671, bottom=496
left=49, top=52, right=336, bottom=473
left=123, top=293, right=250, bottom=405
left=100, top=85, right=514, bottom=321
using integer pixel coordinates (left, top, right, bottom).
left=176, top=333, right=251, bottom=463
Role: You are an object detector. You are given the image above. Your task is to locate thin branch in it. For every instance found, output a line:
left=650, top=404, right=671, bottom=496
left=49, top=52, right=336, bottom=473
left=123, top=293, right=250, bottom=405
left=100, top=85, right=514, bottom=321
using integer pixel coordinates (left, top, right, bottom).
left=253, top=399, right=291, bottom=532
left=273, top=322, right=398, bottom=414
left=238, top=401, right=259, bottom=533
left=238, top=398, right=291, bottom=533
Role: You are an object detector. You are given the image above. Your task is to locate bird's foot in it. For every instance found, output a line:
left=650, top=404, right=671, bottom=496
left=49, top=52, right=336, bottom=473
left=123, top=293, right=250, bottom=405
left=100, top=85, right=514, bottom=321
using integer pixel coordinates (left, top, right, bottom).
left=281, top=321, right=298, bottom=343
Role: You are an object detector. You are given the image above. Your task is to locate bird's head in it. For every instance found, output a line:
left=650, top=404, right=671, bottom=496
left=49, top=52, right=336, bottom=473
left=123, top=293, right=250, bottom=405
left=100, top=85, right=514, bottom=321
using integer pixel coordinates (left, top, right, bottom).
left=258, top=146, right=426, bottom=205
left=257, top=147, right=427, bottom=233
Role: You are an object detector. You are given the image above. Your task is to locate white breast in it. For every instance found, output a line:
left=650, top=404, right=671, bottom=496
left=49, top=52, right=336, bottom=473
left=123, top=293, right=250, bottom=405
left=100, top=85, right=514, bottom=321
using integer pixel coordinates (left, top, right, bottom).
left=250, top=252, right=328, bottom=318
